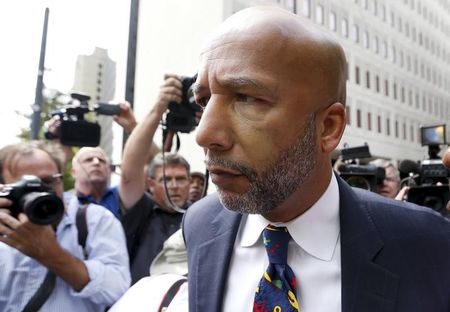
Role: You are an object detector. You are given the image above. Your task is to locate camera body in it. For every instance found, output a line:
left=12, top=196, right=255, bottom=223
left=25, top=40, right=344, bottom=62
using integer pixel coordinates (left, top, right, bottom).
left=339, top=164, right=385, bottom=192
left=338, top=144, right=386, bottom=192
left=47, top=92, right=120, bottom=147
left=165, top=75, right=200, bottom=133
left=405, top=124, right=449, bottom=217
left=0, top=175, right=64, bottom=225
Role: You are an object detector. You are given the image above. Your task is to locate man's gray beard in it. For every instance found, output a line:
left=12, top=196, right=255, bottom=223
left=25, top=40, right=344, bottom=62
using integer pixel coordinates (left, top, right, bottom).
left=208, top=114, right=317, bottom=215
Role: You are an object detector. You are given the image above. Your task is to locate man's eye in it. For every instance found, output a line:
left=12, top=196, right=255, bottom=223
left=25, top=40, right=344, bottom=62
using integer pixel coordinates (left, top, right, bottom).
left=235, top=93, right=256, bottom=103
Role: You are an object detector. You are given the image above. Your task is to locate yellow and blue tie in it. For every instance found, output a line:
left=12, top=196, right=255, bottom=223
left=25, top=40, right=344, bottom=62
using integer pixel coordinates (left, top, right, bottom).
left=253, top=225, right=300, bottom=312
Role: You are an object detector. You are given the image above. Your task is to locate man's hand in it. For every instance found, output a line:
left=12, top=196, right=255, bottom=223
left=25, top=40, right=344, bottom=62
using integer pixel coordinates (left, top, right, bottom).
left=113, top=102, right=138, bottom=134
left=0, top=212, right=58, bottom=261
left=154, top=73, right=183, bottom=114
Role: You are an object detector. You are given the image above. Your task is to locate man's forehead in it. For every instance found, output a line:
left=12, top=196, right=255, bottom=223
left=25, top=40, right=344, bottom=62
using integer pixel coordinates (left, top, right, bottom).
left=79, top=149, right=107, bottom=160
left=155, top=165, right=188, bottom=176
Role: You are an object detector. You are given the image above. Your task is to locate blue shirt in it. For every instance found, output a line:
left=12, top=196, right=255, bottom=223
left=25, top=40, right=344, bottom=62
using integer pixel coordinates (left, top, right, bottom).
left=69, top=186, right=121, bottom=219
left=0, top=196, right=131, bottom=312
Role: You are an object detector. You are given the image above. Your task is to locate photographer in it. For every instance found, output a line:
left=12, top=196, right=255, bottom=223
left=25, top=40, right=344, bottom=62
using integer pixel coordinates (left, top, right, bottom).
left=46, top=101, right=137, bottom=219
left=0, top=141, right=130, bottom=311
left=120, top=73, right=193, bottom=284
left=369, top=159, right=401, bottom=199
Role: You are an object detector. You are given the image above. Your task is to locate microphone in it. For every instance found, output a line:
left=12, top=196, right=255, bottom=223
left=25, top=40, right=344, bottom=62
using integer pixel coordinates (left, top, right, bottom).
left=398, top=159, right=420, bottom=180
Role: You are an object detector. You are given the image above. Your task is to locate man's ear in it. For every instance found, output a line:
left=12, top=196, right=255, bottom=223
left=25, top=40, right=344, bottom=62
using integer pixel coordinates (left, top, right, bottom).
left=146, top=176, right=156, bottom=193
left=317, top=102, right=346, bottom=153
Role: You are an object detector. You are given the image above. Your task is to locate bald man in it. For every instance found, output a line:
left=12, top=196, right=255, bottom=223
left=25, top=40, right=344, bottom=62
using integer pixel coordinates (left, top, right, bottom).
left=71, top=147, right=121, bottom=218
left=183, top=7, right=450, bottom=312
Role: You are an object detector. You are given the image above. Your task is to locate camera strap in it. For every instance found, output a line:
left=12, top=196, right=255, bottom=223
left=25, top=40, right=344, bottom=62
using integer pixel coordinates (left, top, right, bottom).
left=76, top=203, right=89, bottom=259
left=21, top=270, right=56, bottom=312
left=158, top=277, right=187, bottom=312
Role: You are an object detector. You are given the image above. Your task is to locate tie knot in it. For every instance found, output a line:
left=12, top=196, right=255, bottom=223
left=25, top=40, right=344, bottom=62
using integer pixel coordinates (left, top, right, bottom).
left=262, top=225, right=291, bottom=265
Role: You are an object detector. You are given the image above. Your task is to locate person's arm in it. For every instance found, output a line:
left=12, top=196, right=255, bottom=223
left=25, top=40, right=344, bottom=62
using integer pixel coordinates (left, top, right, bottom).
left=0, top=211, right=89, bottom=291
left=119, top=74, right=182, bottom=209
left=113, top=101, right=138, bottom=135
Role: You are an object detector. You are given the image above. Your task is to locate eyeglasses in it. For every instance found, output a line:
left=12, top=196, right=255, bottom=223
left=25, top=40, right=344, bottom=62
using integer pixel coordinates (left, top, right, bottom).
left=40, top=173, right=63, bottom=187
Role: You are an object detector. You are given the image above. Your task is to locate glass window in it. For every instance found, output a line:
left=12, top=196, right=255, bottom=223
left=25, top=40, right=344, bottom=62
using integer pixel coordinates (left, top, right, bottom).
left=302, top=0, right=311, bottom=17
left=346, top=106, right=351, bottom=125
left=375, top=75, right=380, bottom=92
left=377, top=115, right=382, bottom=133
left=367, top=112, right=372, bottom=131
left=355, top=66, right=360, bottom=84
left=363, top=31, right=369, bottom=48
left=366, top=71, right=371, bottom=89
left=352, top=24, right=359, bottom=43
left=357, top=109, right=362, bottom=128
left=316, top=4, right=324, bottom=24
left=329, top=11, right=337, bottom=31
left=341, top=18, right=349, bottom=37
left=386, top=118, right=391, bottom=136
left=373, top=36, right=379, bottom=53
left=382, top=41, right=388, bottom=58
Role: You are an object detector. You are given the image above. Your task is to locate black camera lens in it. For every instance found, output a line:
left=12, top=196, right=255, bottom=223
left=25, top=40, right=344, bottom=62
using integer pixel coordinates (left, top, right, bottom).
left=21, top=192, right=65, bottom=225
left=344, top=176, right=371, bottom=191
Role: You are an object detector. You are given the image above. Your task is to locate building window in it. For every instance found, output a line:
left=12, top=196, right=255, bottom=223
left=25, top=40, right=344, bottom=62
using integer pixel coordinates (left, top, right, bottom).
left=346, top=105, right=351, bottom=125
left=341, top=18, right=349, bottom=37
left=393, top=83, right=397, bottom=100
left=410, top=125, right=414, bottom=142
left=377, top=115, right=381, bottom=133
left=401, top=86, right=405, bottom=103
left=386, top=118, right=391, bottom=136
left=363, top=31, right=369, bottom=48
left=382, top=41, right=388, bottom=58
left=352, top=24, right=359, bottom=43
left=395, top=120, right=399, bottom=138
left=403, top=123, right=407, bottom=140
left=373, top=36, right=379, bottom=53
left=391, top=46, right=396, bottom=63
left=357, top=109, right=362, bottom=128
left=375, top=75, right=380, bottom=92
left=302, top=0, right=311, bottom=17
left=381, top=5, right=386, bottom=21
left=329, top=11, right=337, bottom=31
left=355, top=66, right=360, bottom=84
left=367, top=112, right=372, bottom=130
left=385, top=79, right=389, bottom=96
left=316, top=4, right=324, bottom=24
left=366, top=71, right=371, bottom=89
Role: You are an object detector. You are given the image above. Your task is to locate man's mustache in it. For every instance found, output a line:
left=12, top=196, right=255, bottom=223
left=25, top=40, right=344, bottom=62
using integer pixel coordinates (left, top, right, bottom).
left=205, top=156, right=257, bottom=182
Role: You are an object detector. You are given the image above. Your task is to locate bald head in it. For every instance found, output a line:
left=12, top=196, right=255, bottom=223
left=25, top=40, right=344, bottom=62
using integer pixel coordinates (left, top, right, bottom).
left=201, top=6, right=347, bottom=109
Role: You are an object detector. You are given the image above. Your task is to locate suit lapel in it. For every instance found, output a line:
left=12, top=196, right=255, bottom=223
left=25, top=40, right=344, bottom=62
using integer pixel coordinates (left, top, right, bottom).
left=194, top=206, right=241, bottom=311
left=338, top=176, right=399, bottom=312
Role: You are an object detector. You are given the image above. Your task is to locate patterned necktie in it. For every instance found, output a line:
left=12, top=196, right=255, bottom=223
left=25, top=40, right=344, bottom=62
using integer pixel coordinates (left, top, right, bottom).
left=253, top=225, right=300, bottom=312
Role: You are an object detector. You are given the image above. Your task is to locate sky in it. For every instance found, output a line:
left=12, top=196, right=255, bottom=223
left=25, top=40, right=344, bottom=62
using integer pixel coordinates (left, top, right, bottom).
left=0, top=0, right=130, bottom=155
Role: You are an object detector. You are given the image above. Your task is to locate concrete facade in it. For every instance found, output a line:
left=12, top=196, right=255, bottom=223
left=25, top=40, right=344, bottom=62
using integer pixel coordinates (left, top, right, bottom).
left=133, top=0, right=450, bottom=170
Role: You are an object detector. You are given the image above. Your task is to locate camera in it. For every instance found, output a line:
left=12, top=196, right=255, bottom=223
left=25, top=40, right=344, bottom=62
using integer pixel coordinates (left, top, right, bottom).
left=0, top=175, right=65, bottom=225
left=46, top=92, right=120, bottom=147
left=338, top=144, right=386, bottom=192
left=165, top=74, right=200, bottom=133
left=404, top=124, right=449, bottom=217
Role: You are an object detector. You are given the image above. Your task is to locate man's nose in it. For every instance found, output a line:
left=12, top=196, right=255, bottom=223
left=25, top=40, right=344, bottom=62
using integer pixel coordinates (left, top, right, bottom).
left=195, top=95, right=233, bottom=151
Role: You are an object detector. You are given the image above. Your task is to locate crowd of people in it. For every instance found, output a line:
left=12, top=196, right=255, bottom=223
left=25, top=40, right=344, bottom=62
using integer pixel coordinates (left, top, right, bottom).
left=0, top=6, right=450, bottom=312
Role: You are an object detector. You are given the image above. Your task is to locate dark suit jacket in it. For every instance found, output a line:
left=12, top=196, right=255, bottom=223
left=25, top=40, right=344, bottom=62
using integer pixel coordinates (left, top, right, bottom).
left=183, top=175, right=450, bottom=311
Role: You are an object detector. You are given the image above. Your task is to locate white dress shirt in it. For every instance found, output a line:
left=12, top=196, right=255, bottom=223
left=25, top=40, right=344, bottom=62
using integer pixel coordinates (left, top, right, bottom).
left=223, top=173, right=341, bottom=312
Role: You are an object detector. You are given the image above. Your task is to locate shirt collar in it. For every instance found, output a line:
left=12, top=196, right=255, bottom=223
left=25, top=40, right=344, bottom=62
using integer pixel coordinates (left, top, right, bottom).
left=240, top=173, right=340, bottom=261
